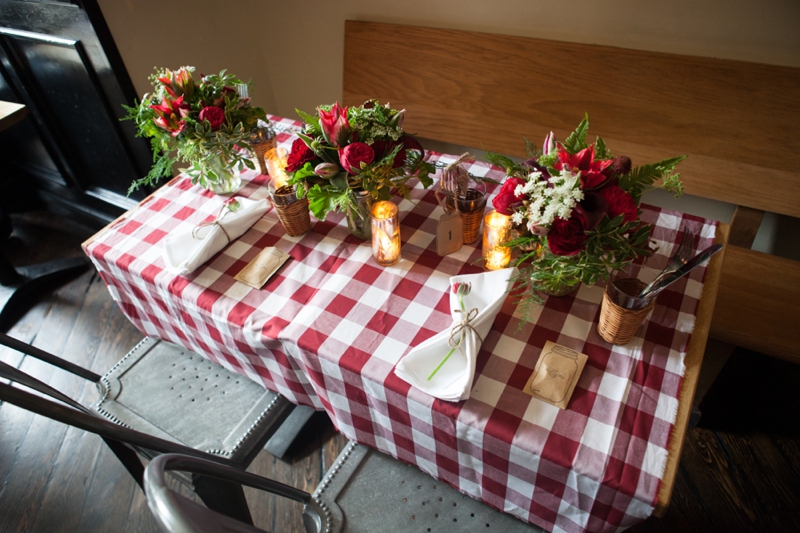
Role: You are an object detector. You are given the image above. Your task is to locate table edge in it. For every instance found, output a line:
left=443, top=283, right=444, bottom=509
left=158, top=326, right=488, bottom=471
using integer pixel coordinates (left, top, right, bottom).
left=654, top=220, right=731, bottom=516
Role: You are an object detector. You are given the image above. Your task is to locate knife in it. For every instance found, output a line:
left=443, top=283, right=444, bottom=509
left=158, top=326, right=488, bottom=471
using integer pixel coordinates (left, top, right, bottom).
left=638, top=244, right=723, bottom=299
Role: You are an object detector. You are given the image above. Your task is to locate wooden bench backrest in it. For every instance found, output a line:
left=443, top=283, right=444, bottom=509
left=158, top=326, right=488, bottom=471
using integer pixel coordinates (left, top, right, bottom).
left=344, top=21, right=800, bottom=364
left=343, top=21, right=800, bottom=219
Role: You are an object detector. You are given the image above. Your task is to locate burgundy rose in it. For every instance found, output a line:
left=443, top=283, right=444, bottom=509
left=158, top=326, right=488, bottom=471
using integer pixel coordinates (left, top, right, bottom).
left=285, top=138, right=317, bottom=173
left=547, top=214, right=589, bottom=256
left=491, top=177, right=527, bottom=216
left=595, top=184, right=638, bottom=224
left=339, top=142, right=375, bottom=174
left=198, top=106, right=225, bottom=131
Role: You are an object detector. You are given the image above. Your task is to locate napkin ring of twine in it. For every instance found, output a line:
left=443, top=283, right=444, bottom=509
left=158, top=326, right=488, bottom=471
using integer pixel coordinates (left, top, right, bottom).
left=192, top=204, right=233, bottom=243
left=427, top=305, right=482, bottom=381
left=448, top=307, right=482, bottom=354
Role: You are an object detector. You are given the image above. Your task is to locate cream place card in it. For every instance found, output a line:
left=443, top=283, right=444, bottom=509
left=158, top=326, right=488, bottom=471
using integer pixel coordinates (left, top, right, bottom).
left=234, top=247, right=291, bottom=289
left=524, top=341, right=588, bottom=409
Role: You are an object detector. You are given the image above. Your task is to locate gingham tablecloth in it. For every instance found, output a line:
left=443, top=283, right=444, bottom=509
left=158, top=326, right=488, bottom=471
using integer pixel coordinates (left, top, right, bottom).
left=84, top=116, right=718, bottom=533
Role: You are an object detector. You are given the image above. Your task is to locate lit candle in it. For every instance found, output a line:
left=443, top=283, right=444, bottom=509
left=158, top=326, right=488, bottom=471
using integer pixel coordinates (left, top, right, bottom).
left=371, top=201, right=401, bottom=266
left=265, top=147, right=290, bottom=189
left=482, top=209, right=511, bottom=270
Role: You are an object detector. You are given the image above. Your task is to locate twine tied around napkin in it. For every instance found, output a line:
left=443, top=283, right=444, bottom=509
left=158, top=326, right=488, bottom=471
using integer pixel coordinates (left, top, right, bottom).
left=162, top=196, right=270, bottom=275
left=393, top=269, right=517, bottom=402
left=191, top=200, right=240, bottom=243
left=428, top=282, right=482, bottom=381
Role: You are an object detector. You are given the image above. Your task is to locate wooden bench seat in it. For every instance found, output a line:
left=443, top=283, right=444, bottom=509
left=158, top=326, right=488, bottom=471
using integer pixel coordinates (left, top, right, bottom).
left=343, top=20, right=800, bottom=365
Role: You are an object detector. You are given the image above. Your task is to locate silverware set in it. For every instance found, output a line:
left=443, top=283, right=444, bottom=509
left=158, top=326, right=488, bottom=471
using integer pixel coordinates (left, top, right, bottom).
left=637, top=227, right=722, bottom=300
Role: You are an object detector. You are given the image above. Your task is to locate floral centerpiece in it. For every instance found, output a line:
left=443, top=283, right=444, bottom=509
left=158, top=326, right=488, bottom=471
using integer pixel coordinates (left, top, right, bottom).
left=487, top=114, right=686, bottom=313
left=123, top=66, right=266, bottom=194
left=285, top=100, right=435, bottom=237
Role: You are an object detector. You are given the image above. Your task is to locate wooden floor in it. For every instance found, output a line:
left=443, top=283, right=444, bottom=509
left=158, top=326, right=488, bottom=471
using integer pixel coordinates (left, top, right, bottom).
left=1, top=211, right=798, bottom=533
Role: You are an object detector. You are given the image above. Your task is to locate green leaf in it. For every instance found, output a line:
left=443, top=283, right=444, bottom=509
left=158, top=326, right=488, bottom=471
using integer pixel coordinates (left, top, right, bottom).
left=562, top=113, right=590, bottom=154
left=295, top=108, right=319, bottom=128
left=306, top=184, right=339, bottom=220
left=594, top=136, right=613, bottom=160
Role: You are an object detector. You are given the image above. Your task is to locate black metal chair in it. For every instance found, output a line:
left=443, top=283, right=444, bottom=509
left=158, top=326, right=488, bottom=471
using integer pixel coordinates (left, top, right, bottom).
left=144, top=444, right=548, bottom=533
left=0, top=332, right=293, bottom=525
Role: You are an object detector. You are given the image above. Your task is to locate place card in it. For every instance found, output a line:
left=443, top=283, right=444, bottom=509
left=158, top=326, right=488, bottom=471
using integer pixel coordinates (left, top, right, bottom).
left=437, top=210, right=463, bottom=256
left=234, top=247, right=291, bottom=289
left=523, top=341, right=588, bottom=409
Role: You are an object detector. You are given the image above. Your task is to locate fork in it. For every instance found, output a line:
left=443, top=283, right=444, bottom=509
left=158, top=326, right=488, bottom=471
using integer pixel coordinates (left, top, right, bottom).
left=639, top=227, right=696, bottom=296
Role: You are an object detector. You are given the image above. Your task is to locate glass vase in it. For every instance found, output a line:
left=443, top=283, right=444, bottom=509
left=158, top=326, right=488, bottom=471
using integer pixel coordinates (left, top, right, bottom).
left=192, top=152, right=243, bottom=195
left=346, top=190, right=373, bottom=240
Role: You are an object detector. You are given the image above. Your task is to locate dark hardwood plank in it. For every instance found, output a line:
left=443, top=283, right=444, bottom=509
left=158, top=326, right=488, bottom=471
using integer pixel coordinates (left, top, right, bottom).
left=716, top=431, right=800, bottom=531
left=0, top=270, right=96, bottom=532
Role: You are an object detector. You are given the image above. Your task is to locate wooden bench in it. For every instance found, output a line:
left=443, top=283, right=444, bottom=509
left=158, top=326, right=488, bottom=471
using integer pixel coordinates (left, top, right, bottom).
left=343, top=20, right=800, bottom=364
left=342, top=20, right=799, bottom=515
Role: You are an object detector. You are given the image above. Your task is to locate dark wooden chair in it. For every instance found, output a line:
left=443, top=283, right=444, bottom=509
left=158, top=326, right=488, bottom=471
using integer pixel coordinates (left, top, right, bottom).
left=143, top=445, right=547, bottom=533
left=0, top=332, right=293, bottom=525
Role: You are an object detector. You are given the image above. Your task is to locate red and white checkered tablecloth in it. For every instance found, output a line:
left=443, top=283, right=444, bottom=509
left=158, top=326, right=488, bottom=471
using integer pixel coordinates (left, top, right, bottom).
left=84, top=115, right=718, bottom=533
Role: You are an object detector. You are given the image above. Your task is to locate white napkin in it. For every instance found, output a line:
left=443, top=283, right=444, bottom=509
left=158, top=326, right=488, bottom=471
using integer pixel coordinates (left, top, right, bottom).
left=394, top=268, right=517, bottom=401
left=162, top=197, right=269, bottom=274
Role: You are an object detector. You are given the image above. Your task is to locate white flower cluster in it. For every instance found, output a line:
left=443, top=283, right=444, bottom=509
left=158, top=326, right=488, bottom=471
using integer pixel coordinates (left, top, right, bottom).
left=512, top=169, right=584, bottom=229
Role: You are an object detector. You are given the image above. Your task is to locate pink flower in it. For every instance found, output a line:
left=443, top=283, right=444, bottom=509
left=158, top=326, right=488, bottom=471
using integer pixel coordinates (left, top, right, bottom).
left=150, top=95, right=190, bottom=136
left=318, top=102, right=350, bottom=147
left=198, top=106, right=225, bottom=131
left=553, top=145, right=613, bottom=190
left=452, top=282, right=472, bottom=296
left=339, top=142, right=375, bottom=174
left=157, top=67, right=195, bottom=99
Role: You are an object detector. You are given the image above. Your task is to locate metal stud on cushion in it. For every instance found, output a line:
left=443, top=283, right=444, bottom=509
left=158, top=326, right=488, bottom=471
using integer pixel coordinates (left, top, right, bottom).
left=93, top=337, right=288, bottom=461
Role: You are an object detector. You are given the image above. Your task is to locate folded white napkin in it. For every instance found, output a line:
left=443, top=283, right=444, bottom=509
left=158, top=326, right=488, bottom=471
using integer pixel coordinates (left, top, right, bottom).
left=163, top=197, right=269, bottom=275
left=394, top=268, right=517, bottom=401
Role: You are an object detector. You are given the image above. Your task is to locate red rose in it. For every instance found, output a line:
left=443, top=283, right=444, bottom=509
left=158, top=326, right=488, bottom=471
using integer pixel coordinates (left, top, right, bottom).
left=198, top=106, right=225, bottom=131
left=285, top=138, right=318, bottom=173
left=547, top=214, right=589, bottom=256
left=596, top=184, right=638, bottom=224
left=491, top=177, right=527, bottom=215
left=339, top=142, right=375, bottom=174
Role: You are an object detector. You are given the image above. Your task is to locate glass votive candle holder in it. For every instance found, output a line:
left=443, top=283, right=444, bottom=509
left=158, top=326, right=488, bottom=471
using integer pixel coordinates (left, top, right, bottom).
left=265, top=147, right=290, bottom=189
left=371, top=201, right=401, bottom=266
left=482, top=209, right=511, bottom=270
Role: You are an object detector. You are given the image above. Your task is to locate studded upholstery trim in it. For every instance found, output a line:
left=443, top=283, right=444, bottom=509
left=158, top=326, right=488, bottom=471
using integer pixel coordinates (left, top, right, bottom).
left=94, top=337, right=282, bottom=458
left=311, top=441, right=357, bottom=533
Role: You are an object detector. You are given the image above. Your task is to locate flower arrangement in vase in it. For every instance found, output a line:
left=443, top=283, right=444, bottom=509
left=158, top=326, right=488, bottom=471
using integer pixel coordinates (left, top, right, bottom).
left=123, top=66, right=266, bottom=194
left=486, top=114, right=686, bottom=314
left=284, top=100, right=435, bottom=238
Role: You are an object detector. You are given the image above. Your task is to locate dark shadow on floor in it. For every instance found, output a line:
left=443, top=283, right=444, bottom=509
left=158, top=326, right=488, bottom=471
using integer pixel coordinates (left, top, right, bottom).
left=698, top=347, right=800, bottom=438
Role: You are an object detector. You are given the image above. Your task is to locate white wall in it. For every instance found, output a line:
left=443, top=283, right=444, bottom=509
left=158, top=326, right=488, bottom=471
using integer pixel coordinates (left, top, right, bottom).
left=97, top=0, right=800, bottom=258
left=99, top=0, right=800, bottom=118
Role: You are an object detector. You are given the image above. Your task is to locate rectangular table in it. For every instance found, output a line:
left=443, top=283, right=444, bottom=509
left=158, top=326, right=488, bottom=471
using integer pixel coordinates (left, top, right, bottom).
left=83, top=115, right=726, bottom=533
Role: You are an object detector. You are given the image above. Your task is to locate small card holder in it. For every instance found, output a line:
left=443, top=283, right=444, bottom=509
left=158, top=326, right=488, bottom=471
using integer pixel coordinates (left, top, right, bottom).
left=234, top=247, right=291, bottom=289
left=437, top=211, right=463, bottom=256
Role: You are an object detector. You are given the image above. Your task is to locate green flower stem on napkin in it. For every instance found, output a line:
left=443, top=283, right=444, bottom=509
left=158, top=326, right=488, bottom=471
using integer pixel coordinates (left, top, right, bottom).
left=427, top=282, right=471, bottom=381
